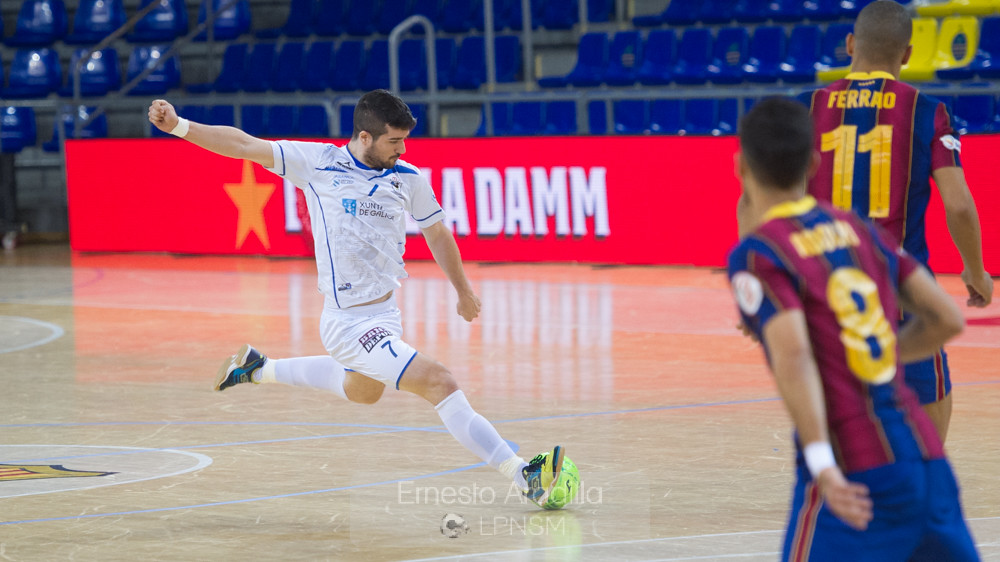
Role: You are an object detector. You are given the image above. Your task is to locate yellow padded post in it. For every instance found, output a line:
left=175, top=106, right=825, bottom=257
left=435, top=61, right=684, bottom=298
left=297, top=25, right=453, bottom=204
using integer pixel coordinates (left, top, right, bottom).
left=916, top=0, right=997, bottom=16
left=900, top=17, right=940, bottom=81
left=932, top=16, right=980, bottom=72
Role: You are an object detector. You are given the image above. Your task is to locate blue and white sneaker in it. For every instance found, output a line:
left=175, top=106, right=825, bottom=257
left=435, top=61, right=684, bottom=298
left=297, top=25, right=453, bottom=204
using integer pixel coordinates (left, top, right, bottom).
left=522, top=445, right=565, bottom=506
left=213, top=344, right=267, bottom=391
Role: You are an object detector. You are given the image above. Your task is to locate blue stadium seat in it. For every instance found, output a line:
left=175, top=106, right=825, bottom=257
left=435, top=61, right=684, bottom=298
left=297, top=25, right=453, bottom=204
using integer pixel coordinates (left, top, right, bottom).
left=187, top=42, right=246, bottom=93
left=242, top=42, right=277, bottom=92
left=649, top=99, right=682, bottom=134
left=5, top=0, right=69, bottom=46
left=271, top=42, right=304, bottom=92
left=241, top=105, right=267, bottom=137
left=734, top=0, right=769, bottom=23
left=4, top=48, right=62, bottom=99
left=637, top=29, right=676, bottom=85
left=346, top=0, right=378, bottom=36
left=298, top=105, right=330, bottom=137
left=376, top=0, right=408, bottom=35
left=588, top=0, right=615, bottom=23
left=605, top=30, right=643, bottom=86
left=743, top=26, right=785, bottom=83
left=256, top=0, right=314, bottom=38
left=43, top=105, right=107, bottom=151
left=453, top=36, right=486, bottom=89
left=504, top=0, right=545, bottom=31
left=207, top=105, right=235, bottom=126
left=708, top=27, right=749, bottom=84
left=541, top=0, right=577, bottom=30
left=938, top=16, right=1000, bottom=80
left=588, top=100, right=607, bottom=135
left=129, top=0, right=188, bottom=42
left=952, top=94, right=997, bottom=133
left=717, top=98, right=739, bottom=135
left=544, top=101, right=577, bottom=135
left=339, top=104, right=355, bottom=137
left=330, top=40, right=365, bottom=91
left=766, top=0, right=804, bottom=22
left=673, top=28, right=713, bottom=85
left=699, top=0, right=737, bottom=24
left=819, top=23, right=853, bottom=70
left=361, top=40, right=390, bottom=91
left=411, top=0, right=443, bottom=27
left=510, top=101, right=543, bottom=135
left=266, top=105, right=297, bottom=137
left=60, top=47, right=120, bottom=97
left=434, top=37, right=457, bottom=89
left=298, top=41, right=334, bottom=91
left=475, top=102, right=511, bottom=136
left=409, top=104, right=427, bottom=136
left=0, top=107, right=37, bottom=153
left=778, top=25, right=821, bottom=83
left=563, top=32, right=610, bottom=87
left=195, top=0, right=251, bottom=41
left=441, top=0, right=480, bottom=33
left=613, top=100, right=647, bottom=134
left=66, top=0, right=126, bottom=44
left=495, top=35, right=521, bottom=83
left=314, top=0, right=346, bottom=37
left=803, top=0, right=840, bottom=21
left=398, top=38, right=428, bottom=91
left=681, top=99, right=719, bottom=135
left=125, top=44, right=180, bottom=95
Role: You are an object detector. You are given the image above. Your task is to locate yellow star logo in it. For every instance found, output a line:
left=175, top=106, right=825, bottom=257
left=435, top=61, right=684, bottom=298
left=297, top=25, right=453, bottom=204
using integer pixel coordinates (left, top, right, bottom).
left=223, top=160, right=276, bottom=250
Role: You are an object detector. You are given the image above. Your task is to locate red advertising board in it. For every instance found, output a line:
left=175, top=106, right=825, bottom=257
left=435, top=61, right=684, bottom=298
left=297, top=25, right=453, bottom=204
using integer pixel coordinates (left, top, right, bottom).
left=65, top=135, right=1000, bottom=273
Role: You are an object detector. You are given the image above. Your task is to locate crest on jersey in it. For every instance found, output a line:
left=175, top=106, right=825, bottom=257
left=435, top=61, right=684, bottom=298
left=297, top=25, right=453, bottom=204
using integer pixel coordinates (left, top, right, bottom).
left=389, top=176, right=402, bottom=190
left=732, top=272, right=764, bottom=316
left=940, top=135, right=961, bottom=153
left=0, top=464, right=116, bottom=482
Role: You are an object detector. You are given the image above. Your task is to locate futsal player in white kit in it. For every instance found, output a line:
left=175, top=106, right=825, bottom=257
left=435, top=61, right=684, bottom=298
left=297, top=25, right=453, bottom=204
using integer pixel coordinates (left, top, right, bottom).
left=147, top=90, right=564, bottom=505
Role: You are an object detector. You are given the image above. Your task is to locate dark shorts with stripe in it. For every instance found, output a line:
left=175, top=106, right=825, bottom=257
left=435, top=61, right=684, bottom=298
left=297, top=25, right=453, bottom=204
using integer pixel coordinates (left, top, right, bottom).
left=782, top=458, right=978, bottom=561
left=904, top=348, right=950, bottom=405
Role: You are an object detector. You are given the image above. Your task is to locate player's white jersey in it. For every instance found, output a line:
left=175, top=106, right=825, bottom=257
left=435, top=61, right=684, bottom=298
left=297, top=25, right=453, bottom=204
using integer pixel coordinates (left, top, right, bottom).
left=265, top=140, right=443, bottom=308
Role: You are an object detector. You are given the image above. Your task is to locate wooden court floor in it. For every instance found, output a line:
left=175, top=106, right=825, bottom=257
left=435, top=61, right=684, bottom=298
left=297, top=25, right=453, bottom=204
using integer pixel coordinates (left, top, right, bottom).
left=1, top=244, right=998, bottom=562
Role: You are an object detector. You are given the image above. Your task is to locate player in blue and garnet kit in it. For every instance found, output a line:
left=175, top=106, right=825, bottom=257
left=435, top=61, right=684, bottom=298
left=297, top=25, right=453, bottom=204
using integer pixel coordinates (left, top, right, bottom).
left=729, top=97, right=979, bottom=561
left=799, top=0, right=993, bottom=440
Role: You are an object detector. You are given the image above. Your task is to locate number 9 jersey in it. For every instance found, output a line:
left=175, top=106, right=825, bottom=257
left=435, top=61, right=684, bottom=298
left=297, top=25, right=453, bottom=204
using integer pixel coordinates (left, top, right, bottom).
left=799, top=71, right=961, bottom=269
left=727, top=196, right=944, bottom=474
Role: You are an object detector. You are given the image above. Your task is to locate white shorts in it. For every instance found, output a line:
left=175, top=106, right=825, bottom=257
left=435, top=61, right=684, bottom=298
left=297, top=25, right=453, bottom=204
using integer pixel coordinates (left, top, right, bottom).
left=319, top=294, right=418, bottom=390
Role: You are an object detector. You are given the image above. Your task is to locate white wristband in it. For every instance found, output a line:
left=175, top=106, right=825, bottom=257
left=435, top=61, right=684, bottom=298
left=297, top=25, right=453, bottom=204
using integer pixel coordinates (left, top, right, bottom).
left=803, top=441, right=836, bottom=479
left=169, top=117, right=190, bottom=138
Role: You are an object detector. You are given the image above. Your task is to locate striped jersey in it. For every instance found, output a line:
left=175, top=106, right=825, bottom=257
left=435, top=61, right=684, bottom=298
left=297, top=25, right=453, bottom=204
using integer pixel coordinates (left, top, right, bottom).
left=727, top=196, right=944, bottom=474
left=265, top=140, right=444, bottom=308
left=799, top=71, right=962, bottom=268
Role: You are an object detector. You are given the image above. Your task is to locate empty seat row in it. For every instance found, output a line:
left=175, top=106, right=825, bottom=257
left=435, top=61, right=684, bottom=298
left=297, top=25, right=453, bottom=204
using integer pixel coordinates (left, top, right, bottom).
left=474, top=101, right=578, bottom=136
left=0, top=105, right=107, bottom=154
left=2, top=0, right=249, bottom=47
left=632, top=0, right=886, bottom=27
left=540, top=24, right=853, bottom=87
left=188, top=36, right=521, bottom=94
left=258, top=0, right=615, bottom=38
left=1, top=45, right=180, bottom=99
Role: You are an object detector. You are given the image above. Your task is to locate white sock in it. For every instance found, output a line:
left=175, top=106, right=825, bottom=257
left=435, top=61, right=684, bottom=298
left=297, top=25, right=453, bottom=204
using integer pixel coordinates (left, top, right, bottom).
left=255, top=356, right=349, bottom=401
left=435, top=390, right=525, bottom=486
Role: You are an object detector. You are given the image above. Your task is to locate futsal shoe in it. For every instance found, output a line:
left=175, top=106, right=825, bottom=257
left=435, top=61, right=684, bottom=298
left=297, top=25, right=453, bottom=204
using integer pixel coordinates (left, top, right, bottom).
left=522, top=445, right=565, bottom=506
left=213, top=344, right=267, bottom=391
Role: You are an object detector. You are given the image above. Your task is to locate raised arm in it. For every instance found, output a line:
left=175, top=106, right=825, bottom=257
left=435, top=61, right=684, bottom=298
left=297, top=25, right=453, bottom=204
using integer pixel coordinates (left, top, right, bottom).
left=933, top=166, right=993, bottom=307
left=420, top=221, right=481, bottom=322
left=147, top=99, right=275, bottom=169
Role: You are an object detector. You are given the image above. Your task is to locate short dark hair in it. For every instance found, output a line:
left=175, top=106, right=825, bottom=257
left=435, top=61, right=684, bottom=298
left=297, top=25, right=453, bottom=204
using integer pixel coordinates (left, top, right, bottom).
left=352, top=89, right=417, bottom=140
left=738, top=97, right=814, bottom=191
left=853, top=0, right=912, bottom=67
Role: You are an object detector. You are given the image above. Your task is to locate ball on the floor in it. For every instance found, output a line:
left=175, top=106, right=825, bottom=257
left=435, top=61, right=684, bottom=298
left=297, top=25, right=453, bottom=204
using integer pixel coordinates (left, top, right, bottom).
left=542, top=455, right=580, bottom=510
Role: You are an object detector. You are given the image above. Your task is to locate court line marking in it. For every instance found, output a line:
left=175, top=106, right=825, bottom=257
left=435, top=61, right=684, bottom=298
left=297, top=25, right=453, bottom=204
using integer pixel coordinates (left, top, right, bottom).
left=0, top=445, right=213, bottom=499
left=0, top=316, right=65, bottom=354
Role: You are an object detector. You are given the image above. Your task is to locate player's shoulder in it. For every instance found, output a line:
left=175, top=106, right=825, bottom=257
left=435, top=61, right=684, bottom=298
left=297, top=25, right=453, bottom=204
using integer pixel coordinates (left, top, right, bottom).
left=391, top=158, right=428, bottom=187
